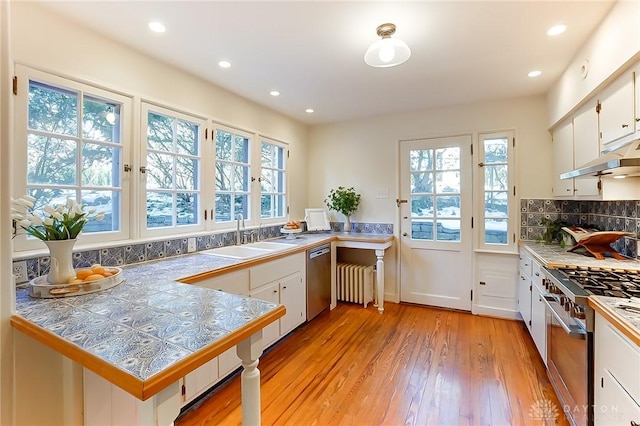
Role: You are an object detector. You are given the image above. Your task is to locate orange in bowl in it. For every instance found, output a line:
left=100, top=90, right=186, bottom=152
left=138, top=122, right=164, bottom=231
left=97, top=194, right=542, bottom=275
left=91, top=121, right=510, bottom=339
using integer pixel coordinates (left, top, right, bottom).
left=84, top=274, right=105, bottom=282
left=76, top=268, right=93, bottom=280
left=91, top=265, right=106, bottom=275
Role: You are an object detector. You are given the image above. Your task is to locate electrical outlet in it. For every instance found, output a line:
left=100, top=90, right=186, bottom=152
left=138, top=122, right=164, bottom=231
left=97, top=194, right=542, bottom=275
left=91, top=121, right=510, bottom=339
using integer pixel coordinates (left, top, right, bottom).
left=13, top=260, right=28, bottom=284
left=187, top=237, right=197, bottom=253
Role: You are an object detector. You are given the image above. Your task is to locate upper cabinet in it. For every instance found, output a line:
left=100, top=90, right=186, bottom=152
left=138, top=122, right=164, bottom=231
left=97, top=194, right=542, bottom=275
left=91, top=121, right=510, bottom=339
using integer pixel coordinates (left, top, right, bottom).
left=552, top=120, right=575, bottom=197
left=598, top=69, right=636, bottom=148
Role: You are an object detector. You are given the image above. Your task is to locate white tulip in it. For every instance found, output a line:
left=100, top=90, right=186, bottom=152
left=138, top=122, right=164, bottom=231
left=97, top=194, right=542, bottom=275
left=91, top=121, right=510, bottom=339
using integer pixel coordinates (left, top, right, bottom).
left=23, top=195, right=36, bottom=203
left=18, top=219, right=31, bottom=228
left=88, top=208, right=97, bottom=214
left=51, top=212, right=64, bottom=221
left=28, top=213, right=43, bottom=225
left=43, top=217, right=54, bottom=226
left=11, top=213, right=23, bottom=220
left=13, top=198, right=33, bottom=208
left=43, top=205, right=56, bottom=215
left=95, top=212, right=105, bottom=221
left=73, top=204, right=84, bottom=216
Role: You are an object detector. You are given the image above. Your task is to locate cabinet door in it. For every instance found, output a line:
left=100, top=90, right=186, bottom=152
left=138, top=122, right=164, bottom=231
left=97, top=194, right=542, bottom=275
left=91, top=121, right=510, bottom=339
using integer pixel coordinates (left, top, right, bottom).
left=599, top=71, right=635, bottom=145
left=279, top=272, right=305, bottom=336
left=517, top=272, right=532, bottom=331
left=595, top=369, right=640, bottom=426
left=530, top=283, right=546, bottom=364
left=250, top=282, right=281, bottom=348
left=573, top=102, right=601, bottom=197
left=182, top=357, right=219, bottom=404
left=190, top=268, right=250, bottom=295
left=552, top=120, right=575, bottom=197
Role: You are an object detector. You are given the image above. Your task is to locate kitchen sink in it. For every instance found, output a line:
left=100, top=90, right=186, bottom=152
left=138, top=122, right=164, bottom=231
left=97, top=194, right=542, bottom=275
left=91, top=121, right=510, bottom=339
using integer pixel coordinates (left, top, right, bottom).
left=248, top=241, right=297, bottom=250
left=200, top=245, right=272, bottom=259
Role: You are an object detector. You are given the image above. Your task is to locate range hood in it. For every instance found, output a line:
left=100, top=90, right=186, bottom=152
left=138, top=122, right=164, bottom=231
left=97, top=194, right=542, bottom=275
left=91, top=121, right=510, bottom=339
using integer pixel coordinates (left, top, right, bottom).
left=561, top=135, right=640, bottom=179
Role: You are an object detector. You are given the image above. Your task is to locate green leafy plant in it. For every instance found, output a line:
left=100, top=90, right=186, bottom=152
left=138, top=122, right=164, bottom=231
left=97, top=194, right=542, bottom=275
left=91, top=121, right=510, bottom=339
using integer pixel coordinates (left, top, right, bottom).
left=324, top=186, right=361, bottom=216
left=536, top=217, right=567, bottom=245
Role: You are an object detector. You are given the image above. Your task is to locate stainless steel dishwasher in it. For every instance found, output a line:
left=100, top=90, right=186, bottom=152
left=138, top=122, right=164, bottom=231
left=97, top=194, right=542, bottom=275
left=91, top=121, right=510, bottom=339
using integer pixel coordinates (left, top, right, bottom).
left=306, top=244, right=331, bottom=320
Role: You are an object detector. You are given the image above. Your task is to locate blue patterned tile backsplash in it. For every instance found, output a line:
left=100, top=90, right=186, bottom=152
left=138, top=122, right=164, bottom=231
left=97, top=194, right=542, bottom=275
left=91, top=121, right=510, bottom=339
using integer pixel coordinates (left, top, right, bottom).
left=12, top=222, right=393, bottom=285
left=520, top=199, right=640, bottom=258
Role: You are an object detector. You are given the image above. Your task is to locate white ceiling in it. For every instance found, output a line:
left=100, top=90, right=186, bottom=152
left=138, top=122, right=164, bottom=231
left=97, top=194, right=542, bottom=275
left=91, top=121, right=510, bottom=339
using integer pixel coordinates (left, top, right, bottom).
left=38, top=0, right=615, bottom=125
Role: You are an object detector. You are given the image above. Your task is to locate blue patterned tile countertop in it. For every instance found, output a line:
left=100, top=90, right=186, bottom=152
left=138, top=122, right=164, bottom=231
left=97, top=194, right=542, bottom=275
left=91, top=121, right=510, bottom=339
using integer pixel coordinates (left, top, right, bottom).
left=590, top=296, right=640, bottom=347
left=520, top=241, right=640, bottom=271
left=12, top=232, right=392, bottom=399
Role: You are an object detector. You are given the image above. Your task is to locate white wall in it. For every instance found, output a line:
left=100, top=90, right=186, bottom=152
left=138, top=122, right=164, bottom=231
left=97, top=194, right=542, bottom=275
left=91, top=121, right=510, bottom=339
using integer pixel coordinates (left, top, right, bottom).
left=546, top=0, right=640, bottom=127
left=308, top=94, right=552, bottom=301
left=9, top=1, right=310, bottom=221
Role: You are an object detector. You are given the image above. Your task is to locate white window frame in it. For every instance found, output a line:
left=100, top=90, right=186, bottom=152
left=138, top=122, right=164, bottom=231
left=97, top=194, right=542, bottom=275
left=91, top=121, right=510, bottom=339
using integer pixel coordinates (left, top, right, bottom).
left=475, top=130, right=516, bottom=252
left=139, top=102, right=207, bottom=238
left=13, top=65, right=132, bottom=251
left=259, top=137, right=289, bottom=224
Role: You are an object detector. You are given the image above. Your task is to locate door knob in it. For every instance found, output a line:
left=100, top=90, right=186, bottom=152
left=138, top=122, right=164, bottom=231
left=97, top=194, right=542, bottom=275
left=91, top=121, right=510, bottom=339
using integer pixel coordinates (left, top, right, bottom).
left=402, top=232, right=408, bottom=237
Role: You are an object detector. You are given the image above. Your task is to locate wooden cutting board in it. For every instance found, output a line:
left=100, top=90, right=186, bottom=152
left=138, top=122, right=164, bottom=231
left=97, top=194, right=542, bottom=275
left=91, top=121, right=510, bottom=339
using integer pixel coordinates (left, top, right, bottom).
left=566, top=231, right=633, bottom=259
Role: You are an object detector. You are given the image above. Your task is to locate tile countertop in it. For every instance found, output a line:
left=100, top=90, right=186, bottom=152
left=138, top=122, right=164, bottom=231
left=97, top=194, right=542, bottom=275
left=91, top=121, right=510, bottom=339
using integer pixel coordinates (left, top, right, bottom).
left=10, top=232, right=394, bottom=400
left=520, top=241, right=640, bottom=347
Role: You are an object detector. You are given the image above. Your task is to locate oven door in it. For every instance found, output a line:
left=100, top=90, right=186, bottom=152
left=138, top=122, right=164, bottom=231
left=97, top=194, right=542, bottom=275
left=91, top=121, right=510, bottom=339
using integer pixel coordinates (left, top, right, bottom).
left=543, top=296, right=591, bottom=426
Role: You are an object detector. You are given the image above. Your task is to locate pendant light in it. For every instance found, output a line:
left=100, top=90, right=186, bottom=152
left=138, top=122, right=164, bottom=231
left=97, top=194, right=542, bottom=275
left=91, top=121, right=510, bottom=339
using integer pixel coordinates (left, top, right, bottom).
left=364, top=23, right=411, bottom=68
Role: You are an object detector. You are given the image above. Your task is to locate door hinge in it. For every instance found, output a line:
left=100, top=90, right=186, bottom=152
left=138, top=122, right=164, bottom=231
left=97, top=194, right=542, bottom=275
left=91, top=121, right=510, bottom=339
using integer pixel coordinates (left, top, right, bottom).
left=513, top=186, right=516, bottom=196
left=471, top=217, right=474, bottom=228
left=596, top=101, right=601, bottom=114
left=529, top=285, right=532, bottom=292
left=181, top=384, right=186, bottom=396
left=513, top=233, right=516, bottom=243
left=287, top=150, right=290, bottom=158
left=528, top=320, right=531, bottom=326
left=470, top=290, right=473, bottom=301
left=205, top=128, right=208, bottom=140
left=470, top=144, right=473, bottom=155
left=286, top=206, right=290, bottom=214
left=204, top=209, right=208, bottom=220
left=512, top=137, right=516, bottom=148
left=12, top=76, right=17, bottom=95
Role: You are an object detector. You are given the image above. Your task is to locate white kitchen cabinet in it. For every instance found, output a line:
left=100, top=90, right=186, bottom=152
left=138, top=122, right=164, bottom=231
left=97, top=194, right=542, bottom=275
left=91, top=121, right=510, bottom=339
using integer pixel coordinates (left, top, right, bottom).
left=594, top=311, right=640, bottom=425
left=572, top=101, right=601, bottom=197
left=278, top=272, right=305, bottom=336
left=188, top=268, right=250, bottom=295
left=636, top=64, right=640, bottom=128
left=598, top=70, right=636, bottom=147
left=518, top=250, right=532, bottom=331
left=552, top=119, right=575, bottom=198
left=530, top=278, right=546, bottom=364
left=250, top=282, right=281, bottom=347
left=182, top=358, right=219, bottom=404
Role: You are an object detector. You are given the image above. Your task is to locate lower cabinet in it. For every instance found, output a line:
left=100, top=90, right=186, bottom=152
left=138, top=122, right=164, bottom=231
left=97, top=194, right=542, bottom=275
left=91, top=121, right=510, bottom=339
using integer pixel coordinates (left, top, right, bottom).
left=180, top=252, right=306, bottom=406
left=518, top=248, right=546, bottom=364
left=530, top=281, right=546, bottom=364
left=594, top=311, right=640, bottom=425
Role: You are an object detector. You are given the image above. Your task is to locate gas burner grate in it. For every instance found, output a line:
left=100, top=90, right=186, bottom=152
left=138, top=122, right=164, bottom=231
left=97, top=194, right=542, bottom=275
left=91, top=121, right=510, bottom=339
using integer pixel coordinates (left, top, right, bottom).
left=557, top=267, right=640, bottom=298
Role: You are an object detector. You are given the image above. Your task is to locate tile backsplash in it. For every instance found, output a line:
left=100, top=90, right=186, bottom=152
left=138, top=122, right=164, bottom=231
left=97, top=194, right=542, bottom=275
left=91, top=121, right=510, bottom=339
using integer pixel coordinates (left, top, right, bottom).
left=13, top=221, right=393, bottom=285
left=520, top=199, right=639, bottom=258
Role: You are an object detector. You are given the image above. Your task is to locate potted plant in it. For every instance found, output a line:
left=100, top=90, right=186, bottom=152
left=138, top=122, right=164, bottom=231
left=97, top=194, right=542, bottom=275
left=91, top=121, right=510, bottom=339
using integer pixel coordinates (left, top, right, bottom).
left=324, top=186, right=361, bottom=232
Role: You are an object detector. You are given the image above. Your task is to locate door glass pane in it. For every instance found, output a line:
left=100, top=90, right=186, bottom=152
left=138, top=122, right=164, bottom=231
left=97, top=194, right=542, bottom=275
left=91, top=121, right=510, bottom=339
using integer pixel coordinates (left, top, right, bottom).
left=261, top=169, right=273, bottom=192
left=435, top=147, right=460, bottom=170
left=235, top=135, right=249, bottom=163
left=410, top=149, right=433, bottom=171
left=484, top=165, right=508, bottom=190
left=234, top=165, right=248, bottom=191
left=484, top=138, right=508, bottom=163
left=27, top=135, right=76, bottom=185
left=437, top=219, right=460, bottom=241
left=411, top=220, right=433, bottom=240
left=261, top=194, right=272, bottom=218
left=485, top=219, right=508, bottom=244
left=411, top=196, right=434, bottom=216
left=176, top=120, right=198, bottom=156
left=411, top=172, right=433, bottom=193
left=435, top=171, right=460, bottom=193
left=147, top=192, right=173, bottom=228
left=436, top=196, right=460, bottom=218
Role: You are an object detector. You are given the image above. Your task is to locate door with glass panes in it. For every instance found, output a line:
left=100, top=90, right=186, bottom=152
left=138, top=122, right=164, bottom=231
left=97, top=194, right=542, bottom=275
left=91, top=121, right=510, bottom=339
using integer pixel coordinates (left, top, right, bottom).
left=399, top=135, right=472, bottom=311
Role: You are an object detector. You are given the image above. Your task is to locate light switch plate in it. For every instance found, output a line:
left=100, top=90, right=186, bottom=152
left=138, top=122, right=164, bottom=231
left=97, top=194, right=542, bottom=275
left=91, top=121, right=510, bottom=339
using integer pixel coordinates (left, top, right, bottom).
left=187, top=237, right=196, bottom=253
left=376, top=188, right=389, bottom=199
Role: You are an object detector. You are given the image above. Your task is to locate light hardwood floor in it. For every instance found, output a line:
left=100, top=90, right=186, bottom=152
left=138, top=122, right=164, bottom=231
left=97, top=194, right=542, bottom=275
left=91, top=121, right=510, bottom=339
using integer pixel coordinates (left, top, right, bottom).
left=175, top=302, right=568, bottom=426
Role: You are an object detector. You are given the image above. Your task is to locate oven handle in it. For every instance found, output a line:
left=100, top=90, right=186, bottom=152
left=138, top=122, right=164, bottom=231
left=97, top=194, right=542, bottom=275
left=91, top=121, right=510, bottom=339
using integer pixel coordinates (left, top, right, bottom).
left=542, top=296, right=586, bottom=339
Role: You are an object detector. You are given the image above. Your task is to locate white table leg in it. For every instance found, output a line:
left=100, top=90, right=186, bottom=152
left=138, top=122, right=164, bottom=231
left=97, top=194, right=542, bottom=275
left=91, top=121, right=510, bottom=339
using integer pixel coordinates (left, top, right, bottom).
left=375, top=249, right=385, bottom=314
left=236, top=331, right=264, bottom=426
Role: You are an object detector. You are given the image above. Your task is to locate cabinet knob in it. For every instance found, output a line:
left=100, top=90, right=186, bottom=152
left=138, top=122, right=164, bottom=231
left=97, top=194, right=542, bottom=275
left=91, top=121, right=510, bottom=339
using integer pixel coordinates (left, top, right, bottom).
left=630, top=422, right=639, bottom=426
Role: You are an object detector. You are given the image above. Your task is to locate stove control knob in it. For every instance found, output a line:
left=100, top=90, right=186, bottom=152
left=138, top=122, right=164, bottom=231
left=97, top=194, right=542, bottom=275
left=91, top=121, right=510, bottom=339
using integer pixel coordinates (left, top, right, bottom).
left=574, top=306, right=586, bottom=320
left=565, top=301, right=572, bottom=312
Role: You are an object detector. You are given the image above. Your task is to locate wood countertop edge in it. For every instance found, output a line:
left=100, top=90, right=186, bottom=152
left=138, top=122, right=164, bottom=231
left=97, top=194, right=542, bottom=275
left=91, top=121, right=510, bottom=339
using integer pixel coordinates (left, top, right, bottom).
left=588, top=298, right=640, bottom=347
left=11, top=304, right=286, bottom=401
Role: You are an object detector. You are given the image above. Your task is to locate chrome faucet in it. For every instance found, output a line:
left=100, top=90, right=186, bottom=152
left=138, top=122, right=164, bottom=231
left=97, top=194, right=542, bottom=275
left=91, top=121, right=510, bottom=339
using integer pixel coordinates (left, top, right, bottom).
left=236, top=213, right=244, bottom=245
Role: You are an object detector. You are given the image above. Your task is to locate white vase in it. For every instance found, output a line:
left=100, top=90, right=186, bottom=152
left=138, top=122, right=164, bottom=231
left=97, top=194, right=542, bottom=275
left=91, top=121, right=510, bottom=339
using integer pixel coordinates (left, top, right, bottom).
left=45, top=239, right=77, bottom=284
left=344, top=215, right=352, bottom=232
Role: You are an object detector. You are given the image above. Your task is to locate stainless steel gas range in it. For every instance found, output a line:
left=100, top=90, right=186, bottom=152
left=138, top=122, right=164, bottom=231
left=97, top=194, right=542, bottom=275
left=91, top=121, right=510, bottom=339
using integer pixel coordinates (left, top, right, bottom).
left=542, top=266, right=640, bottom=426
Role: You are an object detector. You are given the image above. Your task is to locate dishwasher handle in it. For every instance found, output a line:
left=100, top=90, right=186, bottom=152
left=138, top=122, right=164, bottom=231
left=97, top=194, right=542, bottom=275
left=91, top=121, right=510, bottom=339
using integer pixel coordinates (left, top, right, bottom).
left=309, top=246, right=330, bottom=259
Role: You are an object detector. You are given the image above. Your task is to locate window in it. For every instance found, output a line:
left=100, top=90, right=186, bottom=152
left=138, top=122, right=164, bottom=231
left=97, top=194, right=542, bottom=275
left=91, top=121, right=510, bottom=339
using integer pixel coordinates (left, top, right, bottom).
left=214, top=127, right=251, bottom=223
left=13, top=66, right=131, bottom=250
left=141, top=103, right=205, bottom=235
left=410, top=147, right=461, bottom=241
left=260, top=139, right=287, bottom=219
left=477, top=131, right=515, bottom=250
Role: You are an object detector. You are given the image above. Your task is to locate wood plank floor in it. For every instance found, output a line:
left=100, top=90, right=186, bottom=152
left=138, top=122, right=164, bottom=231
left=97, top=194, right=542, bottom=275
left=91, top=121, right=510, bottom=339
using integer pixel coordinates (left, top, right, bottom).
left=175, top=302, right=569, bottom=426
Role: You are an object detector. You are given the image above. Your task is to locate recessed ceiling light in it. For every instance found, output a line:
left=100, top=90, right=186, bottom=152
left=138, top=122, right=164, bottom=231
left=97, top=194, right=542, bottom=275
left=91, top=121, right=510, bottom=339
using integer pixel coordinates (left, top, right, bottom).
left=270, top=91, right=280, bottom=97
left=305, top=108, right=314, bottom=113
left=148, top=21, right=166, bottom=33
left=547, top=24, right=567, bottom=36
left=528, top=70, right=542, bottom=78
left=218, top=61, right=231, bottom=68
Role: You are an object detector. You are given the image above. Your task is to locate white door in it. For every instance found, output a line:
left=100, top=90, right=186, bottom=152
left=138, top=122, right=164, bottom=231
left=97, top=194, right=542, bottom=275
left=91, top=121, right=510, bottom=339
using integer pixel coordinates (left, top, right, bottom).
left=399, top=135, right=473, bottom=311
